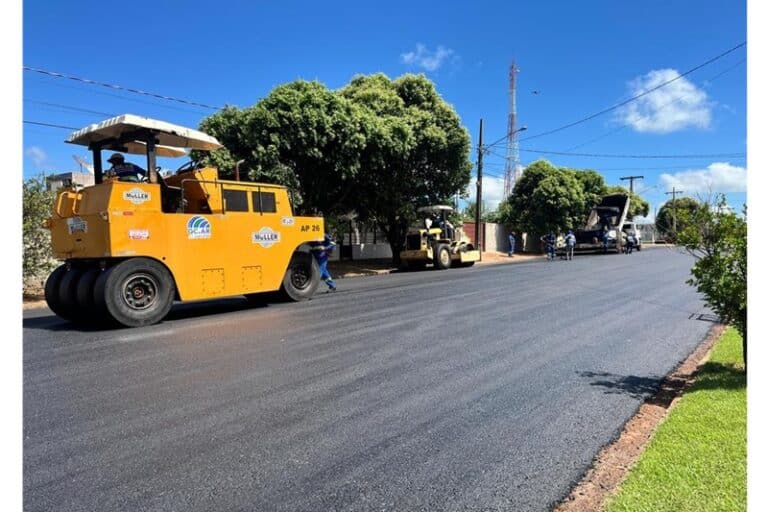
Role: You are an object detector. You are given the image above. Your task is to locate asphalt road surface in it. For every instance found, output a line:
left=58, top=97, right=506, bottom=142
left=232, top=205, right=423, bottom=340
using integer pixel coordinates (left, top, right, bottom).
left=24, top=248, right=715, bottom=512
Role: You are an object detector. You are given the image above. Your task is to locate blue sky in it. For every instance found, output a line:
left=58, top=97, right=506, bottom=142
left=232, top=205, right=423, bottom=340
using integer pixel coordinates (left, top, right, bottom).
left=22, top=0, right=747, bottom=220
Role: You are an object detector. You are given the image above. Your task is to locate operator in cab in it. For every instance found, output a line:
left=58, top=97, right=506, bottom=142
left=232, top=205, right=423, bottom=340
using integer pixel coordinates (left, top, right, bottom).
left=105, top=153, right=147, bottom=182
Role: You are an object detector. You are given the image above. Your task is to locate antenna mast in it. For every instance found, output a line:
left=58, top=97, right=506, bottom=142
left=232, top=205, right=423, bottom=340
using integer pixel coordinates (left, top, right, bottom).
left=503, top=60, right=521, bottom=198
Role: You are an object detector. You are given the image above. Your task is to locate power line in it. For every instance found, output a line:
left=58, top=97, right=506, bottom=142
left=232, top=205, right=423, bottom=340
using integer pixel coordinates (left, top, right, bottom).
left=635, top=184, right=660, bottom=195
left=519, top=148, right=745, bottom=159
left=520, top=42, right=745, bottom=142
left=24, top=120, right=77, bottom=130
left=484, top=41, right=746, bottom=148
left=598, top=161, right=745, bottom=171
left=23, top=66, right=224, bottom=111
left=561, top=58, right=747, bottom=152
left=26, top=75, right=212, bottom=116
left=24, top=99, right=115, bottom=118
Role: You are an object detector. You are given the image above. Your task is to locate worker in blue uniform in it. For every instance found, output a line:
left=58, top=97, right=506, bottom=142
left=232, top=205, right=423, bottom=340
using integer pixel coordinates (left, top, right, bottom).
left=310, top=234, right=337, bottom=292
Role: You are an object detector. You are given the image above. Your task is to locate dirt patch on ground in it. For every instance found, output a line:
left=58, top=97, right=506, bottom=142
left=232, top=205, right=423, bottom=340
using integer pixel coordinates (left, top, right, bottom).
left=554, top=323, right=725, bottom=512
left=22, top=280, right=47, bottom=310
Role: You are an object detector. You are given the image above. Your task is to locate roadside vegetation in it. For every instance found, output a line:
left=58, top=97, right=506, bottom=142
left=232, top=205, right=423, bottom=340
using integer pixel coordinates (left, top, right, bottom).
left=605, top=327, right=746, bottom=512
left=23, top=174, right=56, bottom=296
left=678, top=195, right=747, bottom=367
left=493, top=159, right=648, bottom=235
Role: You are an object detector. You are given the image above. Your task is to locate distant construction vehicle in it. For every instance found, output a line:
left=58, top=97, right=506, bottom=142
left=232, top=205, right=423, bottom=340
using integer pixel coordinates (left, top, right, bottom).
left=559, top=194, right=631, bottom=255
left=399, top=205, right=480, bottom=270
left=44, top=114, right=326, bottom=327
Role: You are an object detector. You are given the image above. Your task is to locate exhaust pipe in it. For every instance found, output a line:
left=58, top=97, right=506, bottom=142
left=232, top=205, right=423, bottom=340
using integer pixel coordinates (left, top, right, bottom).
left=235, top=159, right=245, bottom=181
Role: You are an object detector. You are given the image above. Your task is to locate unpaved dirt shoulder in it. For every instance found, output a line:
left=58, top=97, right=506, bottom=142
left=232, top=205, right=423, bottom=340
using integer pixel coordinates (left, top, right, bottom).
left=554, top=324, right=725, bottom=512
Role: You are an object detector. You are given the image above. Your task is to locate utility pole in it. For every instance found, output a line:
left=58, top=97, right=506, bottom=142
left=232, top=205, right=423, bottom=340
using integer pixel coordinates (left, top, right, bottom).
left=665, top=187, right=684, bottom=233
left=620, top=175, right=644, bottom=194
left=475, top=118, right=484, bottom=260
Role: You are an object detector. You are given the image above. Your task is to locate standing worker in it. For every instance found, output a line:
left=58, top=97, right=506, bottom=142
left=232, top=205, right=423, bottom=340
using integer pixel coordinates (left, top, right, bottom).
left=541, top=232, right=556, bottom=261
left=625, top=232, right=636, bottom=254
left=564, top=229, right=576, bottom=261
left=508, top=231, right=516, bottom=257
left=310, top=234, right=338, bottom=292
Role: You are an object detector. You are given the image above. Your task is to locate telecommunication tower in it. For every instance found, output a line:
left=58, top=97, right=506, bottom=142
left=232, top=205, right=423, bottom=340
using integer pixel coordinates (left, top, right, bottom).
left=503, top=61, right=522, bottom=198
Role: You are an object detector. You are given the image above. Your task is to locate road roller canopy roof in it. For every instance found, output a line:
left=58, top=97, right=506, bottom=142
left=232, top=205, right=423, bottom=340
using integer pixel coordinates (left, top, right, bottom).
left=66, top=114, right=223, bottom=155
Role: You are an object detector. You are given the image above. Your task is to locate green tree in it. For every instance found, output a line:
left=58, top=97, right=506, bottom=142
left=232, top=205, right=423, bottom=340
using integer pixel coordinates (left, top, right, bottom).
left=197, top=81, right=371, bottom=215
left=605, top=185, right=650, bottom=220
left=23, top=175, right=56, bottom=293
left=656, top=196, right=700, bottom=240
left=677, top=196, right=746, bottom=367
left=461, top=200, right=501, bottom=223
left=340, top=73, right=472, bottom=263
left=572, top=168, right=607, bottom=219
left=502, top=160, right=586, bottom=234
left=197, top=74, right=471, bottom=264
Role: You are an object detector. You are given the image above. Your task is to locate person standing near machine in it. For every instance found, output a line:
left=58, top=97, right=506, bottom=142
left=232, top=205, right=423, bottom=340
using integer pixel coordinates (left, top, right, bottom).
left=310, top=234, right=337, bottom=292
left=564, top=230, right=576, bottom=260
left=541, top=232, right=556, bottom=261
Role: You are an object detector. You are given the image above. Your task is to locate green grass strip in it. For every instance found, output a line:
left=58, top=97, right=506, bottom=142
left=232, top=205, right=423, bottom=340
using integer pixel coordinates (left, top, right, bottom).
left=605, top=327, right=746, bottom=512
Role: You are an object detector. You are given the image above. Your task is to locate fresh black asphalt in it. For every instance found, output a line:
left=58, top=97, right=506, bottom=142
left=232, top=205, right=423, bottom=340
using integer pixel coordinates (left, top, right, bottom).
left=23, top=248, right=715, bottom=511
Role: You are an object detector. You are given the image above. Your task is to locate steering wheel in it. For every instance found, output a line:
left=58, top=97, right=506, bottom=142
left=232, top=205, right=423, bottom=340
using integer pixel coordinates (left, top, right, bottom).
left=176, top=160, right=202, bottom=174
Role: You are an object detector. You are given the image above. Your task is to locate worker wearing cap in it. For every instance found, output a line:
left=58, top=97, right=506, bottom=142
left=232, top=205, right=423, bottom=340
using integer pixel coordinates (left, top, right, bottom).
left=105, top=153, right=147, bottom=182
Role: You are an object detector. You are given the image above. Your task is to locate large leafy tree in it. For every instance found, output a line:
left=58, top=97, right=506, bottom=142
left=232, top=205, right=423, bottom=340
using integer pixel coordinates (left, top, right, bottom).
left=197, top=81, right=371, bottom=215
left=571, top=168, right=607, bottom=219
left=656, top=196, right=700, bottom=239
left=605, top=185, right=650, bottom=220
left=196, top=74, right=472, bottom=264
left=502, top=160, right=586, bottom=234
left=340, top=73, right=472, bottom=262
left=677, top=196, right=747, bottom=367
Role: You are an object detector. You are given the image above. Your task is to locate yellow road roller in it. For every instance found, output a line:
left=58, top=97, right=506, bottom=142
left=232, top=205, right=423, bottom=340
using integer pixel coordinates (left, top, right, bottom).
left=44, top=114, right=325, bottom=327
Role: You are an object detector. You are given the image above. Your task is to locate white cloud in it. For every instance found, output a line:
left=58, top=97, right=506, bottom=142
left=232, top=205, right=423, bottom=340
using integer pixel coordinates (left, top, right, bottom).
left=400, top=44, right=454, bottom=72
left=25, top=146, right=48, bottom=168
left=618, top=69, right=712, bottom=133
left=467, top=175, right=506, bottom=212
left=659, top=162, right=747, bottom=193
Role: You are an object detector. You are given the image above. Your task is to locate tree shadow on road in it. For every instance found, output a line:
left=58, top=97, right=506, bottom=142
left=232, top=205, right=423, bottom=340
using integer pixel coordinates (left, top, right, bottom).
left=577, top=371, right=663, bottom=400
left=578, top=359, right=744, bottom=406
left=688, top=312, right=720, bottom=323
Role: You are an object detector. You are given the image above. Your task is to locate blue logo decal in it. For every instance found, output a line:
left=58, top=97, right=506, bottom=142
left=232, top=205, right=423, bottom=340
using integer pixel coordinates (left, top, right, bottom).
left=187, top=216, right=211, bottom=239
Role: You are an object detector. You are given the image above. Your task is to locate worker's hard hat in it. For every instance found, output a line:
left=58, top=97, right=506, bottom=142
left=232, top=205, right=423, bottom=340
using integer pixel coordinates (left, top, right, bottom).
left=108, top=153, right=124, bottom=164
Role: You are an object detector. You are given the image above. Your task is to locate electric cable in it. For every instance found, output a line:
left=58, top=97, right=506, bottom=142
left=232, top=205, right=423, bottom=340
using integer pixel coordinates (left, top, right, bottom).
left=482, top=41, right=746, bottom=149
left=23, top=66, right=224, bottom=110
left=26, top=76, right=212, bottom=115
left=23, top=120, right=77, bottom=130
left=519, top=148, right=744, bottom=159
left=24, top=99, right=115, bottom=118
left=562, top=58, right=747, bottom=152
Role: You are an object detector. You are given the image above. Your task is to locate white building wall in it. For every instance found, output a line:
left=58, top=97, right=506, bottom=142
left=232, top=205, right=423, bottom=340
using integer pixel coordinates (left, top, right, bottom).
left=352, top=243, right=392, bottom=259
